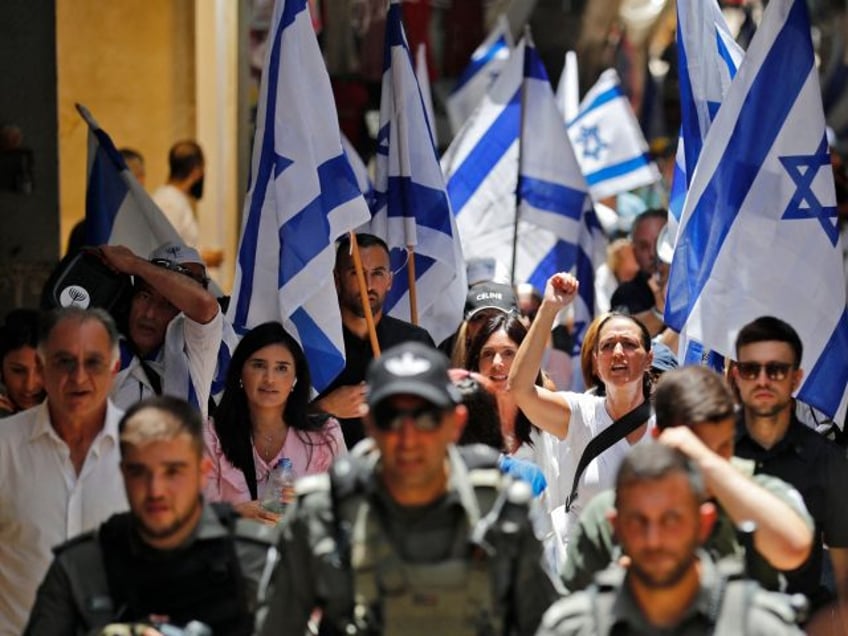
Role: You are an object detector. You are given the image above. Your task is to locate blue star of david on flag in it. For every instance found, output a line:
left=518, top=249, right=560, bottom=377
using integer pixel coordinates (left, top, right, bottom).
left=574, top=125, right=607, bottom=160
left=780, top=135, right=839, bottom=246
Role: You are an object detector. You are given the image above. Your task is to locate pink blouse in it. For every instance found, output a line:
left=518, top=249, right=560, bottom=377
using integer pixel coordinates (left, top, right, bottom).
left=203, top=417, right=347, bottom=505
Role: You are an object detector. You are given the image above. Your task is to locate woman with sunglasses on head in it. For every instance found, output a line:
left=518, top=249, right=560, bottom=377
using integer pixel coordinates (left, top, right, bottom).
left=0, top=309, right=44, bottom=417
left=204, top=322, right=345, bottom=524
left=508, top=273, right=655, bottom=552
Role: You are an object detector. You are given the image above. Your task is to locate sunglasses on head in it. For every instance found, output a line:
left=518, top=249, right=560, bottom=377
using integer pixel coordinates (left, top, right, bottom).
left=735, top=361, right=794, bottom=381
left=373, top=403, right=445, bottom=432
left=151, top=258, right=209, bottom=288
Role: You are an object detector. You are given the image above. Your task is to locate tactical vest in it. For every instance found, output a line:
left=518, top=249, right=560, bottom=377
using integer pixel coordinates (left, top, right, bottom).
left=305, top=444, right=534, bottom=635
left=95, top=503, right=266, bottom=635
left=587, top=558, right=806, bottom=635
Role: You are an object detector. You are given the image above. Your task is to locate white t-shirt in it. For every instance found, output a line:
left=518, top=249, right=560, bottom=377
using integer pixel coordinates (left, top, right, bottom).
left=152, top=184, right=199, bottom=247
left=547, top=392, right=654, bottom=560
left=0, top=401, right=128, bottom=634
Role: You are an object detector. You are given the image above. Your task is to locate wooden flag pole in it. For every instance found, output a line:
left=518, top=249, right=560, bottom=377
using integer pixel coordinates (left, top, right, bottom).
left=349, top=232, right=381, bottom=357
left=406, top=245, right=418, bottom=325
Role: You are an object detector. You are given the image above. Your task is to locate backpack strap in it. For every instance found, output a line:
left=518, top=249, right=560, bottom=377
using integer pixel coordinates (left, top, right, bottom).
left=565, top=400, right=652, bottom=512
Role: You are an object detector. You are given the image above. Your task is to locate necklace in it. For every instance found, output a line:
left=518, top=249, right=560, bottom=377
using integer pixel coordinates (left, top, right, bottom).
left=254, top=427, right=286, bottom=463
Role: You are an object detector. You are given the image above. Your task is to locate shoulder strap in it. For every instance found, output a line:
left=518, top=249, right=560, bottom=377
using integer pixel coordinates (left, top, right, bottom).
left=565, top=400, right=651, bottom=512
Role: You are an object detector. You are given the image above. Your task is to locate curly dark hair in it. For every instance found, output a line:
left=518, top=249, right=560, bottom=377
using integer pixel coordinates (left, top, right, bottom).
left=212, top=321, right=338, bottom=499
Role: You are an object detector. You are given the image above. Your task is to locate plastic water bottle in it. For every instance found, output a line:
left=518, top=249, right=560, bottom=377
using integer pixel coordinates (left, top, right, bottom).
left=262, top=457, right=296, bottom=514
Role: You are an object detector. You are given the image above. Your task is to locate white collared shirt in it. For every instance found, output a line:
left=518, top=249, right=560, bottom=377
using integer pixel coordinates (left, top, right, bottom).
left=0, top=400, right=128, bottom=635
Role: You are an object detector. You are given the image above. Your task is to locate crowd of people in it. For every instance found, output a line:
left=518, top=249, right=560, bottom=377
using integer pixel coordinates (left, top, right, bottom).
left=0, top=213, right=847, bottom=635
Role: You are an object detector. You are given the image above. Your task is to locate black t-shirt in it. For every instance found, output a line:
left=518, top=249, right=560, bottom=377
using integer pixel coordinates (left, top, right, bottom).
left=610, top=271, right=655, bottom=315
left=317, top=315, right=435, bottom=448
left=735, top=412, right=848, bottom=606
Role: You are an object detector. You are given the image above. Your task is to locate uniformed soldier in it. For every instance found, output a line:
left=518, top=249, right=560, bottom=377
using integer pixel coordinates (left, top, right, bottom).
left=261, top=341, right=563, bottom=635
left=538, top=443, right=805, bottom=636
left=24, top=396, right=280, bottom=636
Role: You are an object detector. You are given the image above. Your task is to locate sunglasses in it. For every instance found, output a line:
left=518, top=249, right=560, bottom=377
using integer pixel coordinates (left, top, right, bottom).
left=373, top=404, right=445, bottom=432
left=150, top=258, right=210, bottom=288
left=735, top=361, right=795, bottom=381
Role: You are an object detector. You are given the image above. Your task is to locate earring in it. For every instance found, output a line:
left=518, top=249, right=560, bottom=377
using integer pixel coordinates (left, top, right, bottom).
left=238, top=379, right=243, bottom=388
left=292, top=378, right=298, bottom=387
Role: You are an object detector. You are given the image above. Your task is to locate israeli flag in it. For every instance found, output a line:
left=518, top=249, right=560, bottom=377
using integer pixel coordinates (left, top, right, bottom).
left=666, top=0, right=848, bottom=422
left=445, top=15, right=513, bottom=135
left=341, top=133, right=376, bottom=210
left=567, top=69, right=661, bottom=200
left=519, top=38, right=605, bottom=356
left=367, top=0, right=466, bottom=346
left=555, top=50, right=580, bottom=122
left=443, top=36, right=603, bottom=355
left=228, top=0, right=371, bottom=392
left=670, top=0, right=744, bottom=233
left=77, top=104, right=184, bottom=254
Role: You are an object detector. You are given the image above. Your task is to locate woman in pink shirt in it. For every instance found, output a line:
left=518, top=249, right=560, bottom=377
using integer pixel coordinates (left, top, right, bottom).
left=204, top=321, right=345, bottom=523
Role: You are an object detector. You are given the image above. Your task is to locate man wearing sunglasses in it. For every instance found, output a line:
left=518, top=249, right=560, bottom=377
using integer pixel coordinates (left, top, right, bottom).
left=97, top=242, right=222, bottom=418
left=262, top=342, right=562, bottom=635
left=733, top=316, right=848, bottom=612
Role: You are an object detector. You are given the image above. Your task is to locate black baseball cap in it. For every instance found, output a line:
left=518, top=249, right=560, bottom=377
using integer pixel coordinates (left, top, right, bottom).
left=366, top=342, right=461, bottom=410
left=464, top=282, right=517, bottom=320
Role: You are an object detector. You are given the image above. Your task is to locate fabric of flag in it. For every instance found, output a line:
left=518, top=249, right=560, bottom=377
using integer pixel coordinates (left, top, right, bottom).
left=227, top=0, right=371, bottom=392
left=567, top=69, right=661, bottom=200
left=443, top=37, right=604, bottom=358
left=555, top=51, right=580, bottom=122
left=367, top=0, right=466, bottom=346
left=666, top=0, right=848, bottom=422
left=519, top=39, right=605, bottom=355
left=77, top=104, right=184, bottom=255
left=415, top=42, right=438, bottom=149
left=445, top=14, right=512, bottom=135
left=668, top=0, right=745, bottom=367
left=340, top=133, right=376, bottom=210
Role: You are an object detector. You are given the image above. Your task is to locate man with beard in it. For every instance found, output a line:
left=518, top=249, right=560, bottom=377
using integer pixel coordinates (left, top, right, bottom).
left=538, top=443, right=804, bottom=635
left=733, top=316, right=848, bottom=610
left=313, top=233, right=434, bottom=448
left=25, top=396, right=279, bottom=636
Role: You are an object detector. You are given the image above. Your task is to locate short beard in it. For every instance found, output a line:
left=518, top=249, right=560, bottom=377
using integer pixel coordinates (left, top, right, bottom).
left=133, top=495, right=202, bottom=544
left=628, top=548, right=697, bottom=589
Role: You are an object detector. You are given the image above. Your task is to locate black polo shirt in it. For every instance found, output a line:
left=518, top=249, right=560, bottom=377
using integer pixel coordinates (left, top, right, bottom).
left=317, top=314, right=435, bottom=449
left=735, top=411, right=848, bottom=606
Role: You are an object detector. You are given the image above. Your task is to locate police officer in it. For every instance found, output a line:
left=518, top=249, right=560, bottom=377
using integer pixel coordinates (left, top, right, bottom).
left=262, top=342, right=562, bottom=635
left=538, top=443, right=804, bottom=635
left=25, top=396, right=279, bottom=636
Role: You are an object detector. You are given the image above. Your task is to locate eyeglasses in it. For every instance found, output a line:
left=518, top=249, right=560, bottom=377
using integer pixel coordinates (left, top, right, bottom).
left=150, top=258, right=209, bottom=288
left=735, top=361, right=795, bottom=381
left=373, top=404, right=445, bottom=432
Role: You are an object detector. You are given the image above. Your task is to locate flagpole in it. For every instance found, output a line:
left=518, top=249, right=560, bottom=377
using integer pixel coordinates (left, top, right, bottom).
left=406, top=245, right=419, bottom=325
left=349, top=232, right=381, bottom=357
left=511, top=27, right=531, bottom=286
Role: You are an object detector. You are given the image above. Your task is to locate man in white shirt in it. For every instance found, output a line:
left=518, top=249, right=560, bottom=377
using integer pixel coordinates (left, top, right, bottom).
left=98, top=242, right=223, bottom=419
left=0, top=307, right=129, bottom=635
left=151, top=140, right=204, bottom=248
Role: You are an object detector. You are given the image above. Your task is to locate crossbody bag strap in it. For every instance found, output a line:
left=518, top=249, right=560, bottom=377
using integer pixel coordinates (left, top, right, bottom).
left=564, top=400, right=651, bottom=512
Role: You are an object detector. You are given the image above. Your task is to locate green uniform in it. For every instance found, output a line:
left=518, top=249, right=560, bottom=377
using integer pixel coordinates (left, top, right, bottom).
left=561, top=457, right=814, bottom=592
left=539, top=551, right=805, bottom=635
left=24, top=503, right=280, bottom=636
left=260, top=444, right=563, bottom=635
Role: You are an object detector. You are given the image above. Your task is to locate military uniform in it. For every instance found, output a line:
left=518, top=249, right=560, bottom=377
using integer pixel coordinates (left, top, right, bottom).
left=24, top=503, right=279, bottom=636
left=260, top=444, right=563, bottom=635
left=561, top=457, right=814, bottom=592
left=539, top=551, right=805, bottom=635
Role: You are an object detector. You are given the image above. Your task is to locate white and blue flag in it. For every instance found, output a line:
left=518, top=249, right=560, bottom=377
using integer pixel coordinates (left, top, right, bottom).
left=367, top=0, right=466, bottom=346
left=445, top=14, right=512, bottom=135
left=669, top=0, right=745, bottom=368
left=228, top=0, right=371, bottom=392
left=444, top=36, right=604, bottom=355
left=567, top=69, right=661, bottom=200
left=665, top=0, right=848, bottom=421
left=520, top=39, right=605, bottom=358
left=77, top=104, right=184, bottom=255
